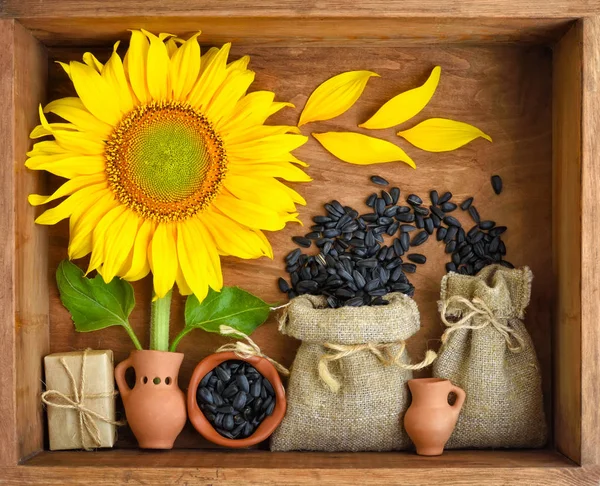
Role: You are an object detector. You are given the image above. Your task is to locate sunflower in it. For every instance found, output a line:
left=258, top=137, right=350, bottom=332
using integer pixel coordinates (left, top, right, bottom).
left=26, top=30, right=309, bottom=300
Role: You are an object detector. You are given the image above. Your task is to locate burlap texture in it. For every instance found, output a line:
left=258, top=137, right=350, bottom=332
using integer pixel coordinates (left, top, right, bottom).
left=271, top=293, right=420, bottom=451
left=433, top=265, right=547, bottom=448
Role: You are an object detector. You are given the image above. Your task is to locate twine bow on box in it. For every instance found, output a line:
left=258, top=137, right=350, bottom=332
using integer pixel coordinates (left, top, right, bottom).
left=439, top=295, right=525, bottom=353
left=41, top=349, right=124, bottom=451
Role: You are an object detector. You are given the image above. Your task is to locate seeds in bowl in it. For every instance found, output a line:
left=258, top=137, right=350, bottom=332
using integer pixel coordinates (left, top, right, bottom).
left=196, top=360, right=276, bottom=440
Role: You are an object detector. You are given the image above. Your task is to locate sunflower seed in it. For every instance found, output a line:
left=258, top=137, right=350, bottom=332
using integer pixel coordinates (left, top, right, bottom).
left=479, top=220, right=496, bottom=230
left=407, top=194, right=423, bottom=206
left=489, top=226, right=507, bottom=236
left=285, top=248, right=301, bottom=265
left=408, top=253, right=426, bottom=264
left=402, top=263, right=417, bottom=273
left=424, top=217, right=434, bottom=234
left=414, top=206, right=429, bottom=216
left=305, top=231, right=322, bottom=239
left=400, top=232, right=410, bottom=251
left=437, top=227, right=447, bottom=241
left=313, top=215, right=332, bottom=223
left=292, top=236, right=311, bottom=248
left=390, top=187, right=401, bottom=204
left=382, top=191, right=393, bottom=205
left=491, top=175, right=503, bottom=194
left=416, top=214, right=424, bottom=229
left=444, top=215, right=461, bottom=227
left=278, top=278, right=290, bottom=293
left=468, top=206, right=481, bottom=223
left=430, top=190, right=439, bottom=205
left=411, top=231, right=429, bottom=246
left=445, top=240, right=457, bottom=253
left=438, top=191, right=452, bottom=204
left=446, top=262, right=457, bottom=273
left=215, top=365, right=231, bottom=382
left=371, top=175, right=389, bottom=186
left=400, top=224, right=416, bottom=233
left=460, top=197, right=473, bottom=210
left=430, top=205, right=445, bottom=219
left=366, top=193, right=377, bottom=207
left=441, top=202, right=457, bottom=212
left=396, top=212, right=415, bottom=223
left=198, top=387, right=213, bottom=404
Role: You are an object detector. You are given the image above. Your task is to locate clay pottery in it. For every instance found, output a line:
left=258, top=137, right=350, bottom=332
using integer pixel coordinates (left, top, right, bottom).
left=114, top=350, right=186, bottom=449
left=404, top=377, right=466, bottom=456
left=187, top=351, right=287, bottom=448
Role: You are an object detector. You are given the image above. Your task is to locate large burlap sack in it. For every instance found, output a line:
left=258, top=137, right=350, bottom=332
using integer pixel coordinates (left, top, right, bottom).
left=271, top=293, right=434, bottom=452
left=433, top=265, right=547, bottom=448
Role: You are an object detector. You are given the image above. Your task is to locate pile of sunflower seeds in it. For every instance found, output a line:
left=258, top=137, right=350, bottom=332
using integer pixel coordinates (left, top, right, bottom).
left=278, top=174, right=512, bottom=308
left=196, top=360, right=276, bottom=440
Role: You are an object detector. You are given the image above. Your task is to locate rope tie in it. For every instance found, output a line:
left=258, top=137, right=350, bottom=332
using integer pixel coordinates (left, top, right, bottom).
left=318, top=341, right=437, bottom=393
left=216, top=326, right=290, bottom=376
left=41, top=349, right=124, bottom=450
left=440, top=295, right=525, bottom=353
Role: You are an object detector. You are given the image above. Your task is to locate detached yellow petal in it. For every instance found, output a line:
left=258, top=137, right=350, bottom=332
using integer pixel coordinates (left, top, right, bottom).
left=313, top=132, right=415, bottom=168
left=298, top=70, right=379, bottom=127
left=360, top=66, right=441, bottom=129
left=397, top=118, right=492, bottom=152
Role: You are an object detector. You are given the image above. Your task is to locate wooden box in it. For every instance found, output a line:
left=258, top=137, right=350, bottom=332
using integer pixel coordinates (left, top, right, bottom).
left=1, top=2, right=599, bottom=484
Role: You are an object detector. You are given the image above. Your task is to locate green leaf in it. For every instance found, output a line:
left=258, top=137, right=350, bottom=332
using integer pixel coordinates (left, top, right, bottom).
left=184, top=287, right=270, bottom=336
left=56, top=260, right=141, bottom=349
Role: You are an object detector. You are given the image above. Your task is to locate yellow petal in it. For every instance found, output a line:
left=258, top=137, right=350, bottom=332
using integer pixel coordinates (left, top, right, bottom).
left=170, top=32, right=201, bottom=101
left=226, top=55, right=250, bottom=73
left=230, top=161, right=312, bottom=182
left=298, top=70, right=379, bottom=127
left=222, top=124, right=299, bottom=146
left=313, top=132, right=416, bottom=168
left=360, top=66, right=441, bottom=129
left=150, top=223, right=178, bottom=298
left=224, top=175, right=302, bottom=213
left=30, top=122, right=77, bottom=139
left=28, top=173, right=106, bottom=206
left=227, top=134, right=308, bottom=161
left=175, top=265, right=193, bottom=296
left=69, top=190, right=119, bottom=260
left=82, top=52, right=104, bottom=73
left=143, top=29, right=172, bottom=100
left=165, top=38, right=179, bottom=58
left=196, top=219, right=223, bottom=290
left=213, top=193, right=290, bottom=231
left=201, top=210, right=272, bottom=259
left=27, top=155, right=105, bottom=178
left=102, top=42, right=135, bottom=114
left=101, top=210, right=140, bottom=283
left=34, top=184, right=107, bottom=225
left=126, top=30, right=150, bottom=104
left=69, top=61, right=121, bottom=126
left=88, top=205, right=127, bottom=273
left=177, top=219, right=210, bottom=300
left=44, top=97, right=113, bottom=138
left=121, top=218, right=155, bottom=281
left=206, top=70, right=255, bottom=128
left=397, top=118, right=492, bottom=152
left=187, top=43, right=231, bottom=110
left=28, top=140, right=67, bottom=156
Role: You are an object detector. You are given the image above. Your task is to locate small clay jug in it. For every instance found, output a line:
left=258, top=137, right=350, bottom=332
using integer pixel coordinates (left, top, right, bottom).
left=404, top=377, right=466, bottom=456
left=187, top=351, right=287, bottom=448
left=115, top=350, right=187, bottom=449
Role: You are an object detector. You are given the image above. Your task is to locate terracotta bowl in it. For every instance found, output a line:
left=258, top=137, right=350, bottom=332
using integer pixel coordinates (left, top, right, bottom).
left=187, top=351, right=287, bottom=448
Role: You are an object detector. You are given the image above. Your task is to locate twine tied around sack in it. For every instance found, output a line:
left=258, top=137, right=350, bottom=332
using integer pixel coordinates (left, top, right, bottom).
left=318, top=341, right=437, bottom=393
left=41, top=349, right=124, bottom=451
left=440, top=295, right=525, bottom=353
left=216, top=325, right=290, bottom=377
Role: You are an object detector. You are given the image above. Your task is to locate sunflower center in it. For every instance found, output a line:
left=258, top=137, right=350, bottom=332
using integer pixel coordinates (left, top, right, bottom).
left=105, top=101, right=227, bottom=222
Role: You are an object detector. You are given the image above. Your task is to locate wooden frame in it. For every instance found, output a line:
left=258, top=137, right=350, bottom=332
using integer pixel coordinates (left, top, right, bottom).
left=0, top=2, right=599, bottom=484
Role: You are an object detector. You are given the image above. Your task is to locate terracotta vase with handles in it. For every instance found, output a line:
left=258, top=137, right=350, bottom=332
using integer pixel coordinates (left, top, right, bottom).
left=115, top=350, right=187, bottom=449
left=404, top=377, right=466, bottom=456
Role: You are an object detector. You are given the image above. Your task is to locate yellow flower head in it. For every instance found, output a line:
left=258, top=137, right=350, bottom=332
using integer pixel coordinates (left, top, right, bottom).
left=26, top=30, right=310, bottom=300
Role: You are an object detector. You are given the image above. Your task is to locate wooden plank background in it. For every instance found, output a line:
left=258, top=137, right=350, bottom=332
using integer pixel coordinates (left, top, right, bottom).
left=1, top=0, right=600, bottom=18
left=41, top=42, right=554, bottom=449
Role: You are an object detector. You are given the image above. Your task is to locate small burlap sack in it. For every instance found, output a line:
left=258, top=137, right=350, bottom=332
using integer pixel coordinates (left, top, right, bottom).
left=271, top=293, right=435, bottom=452
left=433, top=265, right=547, bottom=448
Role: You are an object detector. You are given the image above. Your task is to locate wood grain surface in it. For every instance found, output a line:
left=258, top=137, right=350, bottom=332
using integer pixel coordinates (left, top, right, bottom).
left=581, top=15, right=600, bottom=466
left=553, top=21, right=583, bottom=464
left=1, top=0, right=599, bottom=19
left=0, top=19, right=48, bottom=467
left=4, top=450, right=599, bottom=486
left=43, top=43, right=554, bottom=450
left=15, top=17, right=573, bottom=47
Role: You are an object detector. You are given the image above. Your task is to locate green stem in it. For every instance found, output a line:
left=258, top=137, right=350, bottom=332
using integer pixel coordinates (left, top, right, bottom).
left=169, top=327, right=192, bottom=353
left=123, top=324, right=143, bottom=350
left=150, top=289, right=172, bottom=351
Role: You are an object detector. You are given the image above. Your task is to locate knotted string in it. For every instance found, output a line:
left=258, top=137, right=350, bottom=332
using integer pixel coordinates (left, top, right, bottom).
left=216, top=325, right=290, bottom=377
left=318, top=341, right=437, bottom=393
left=439, top=295, right=525, bottom=353
left=41, top=349, right=124, bottom=450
